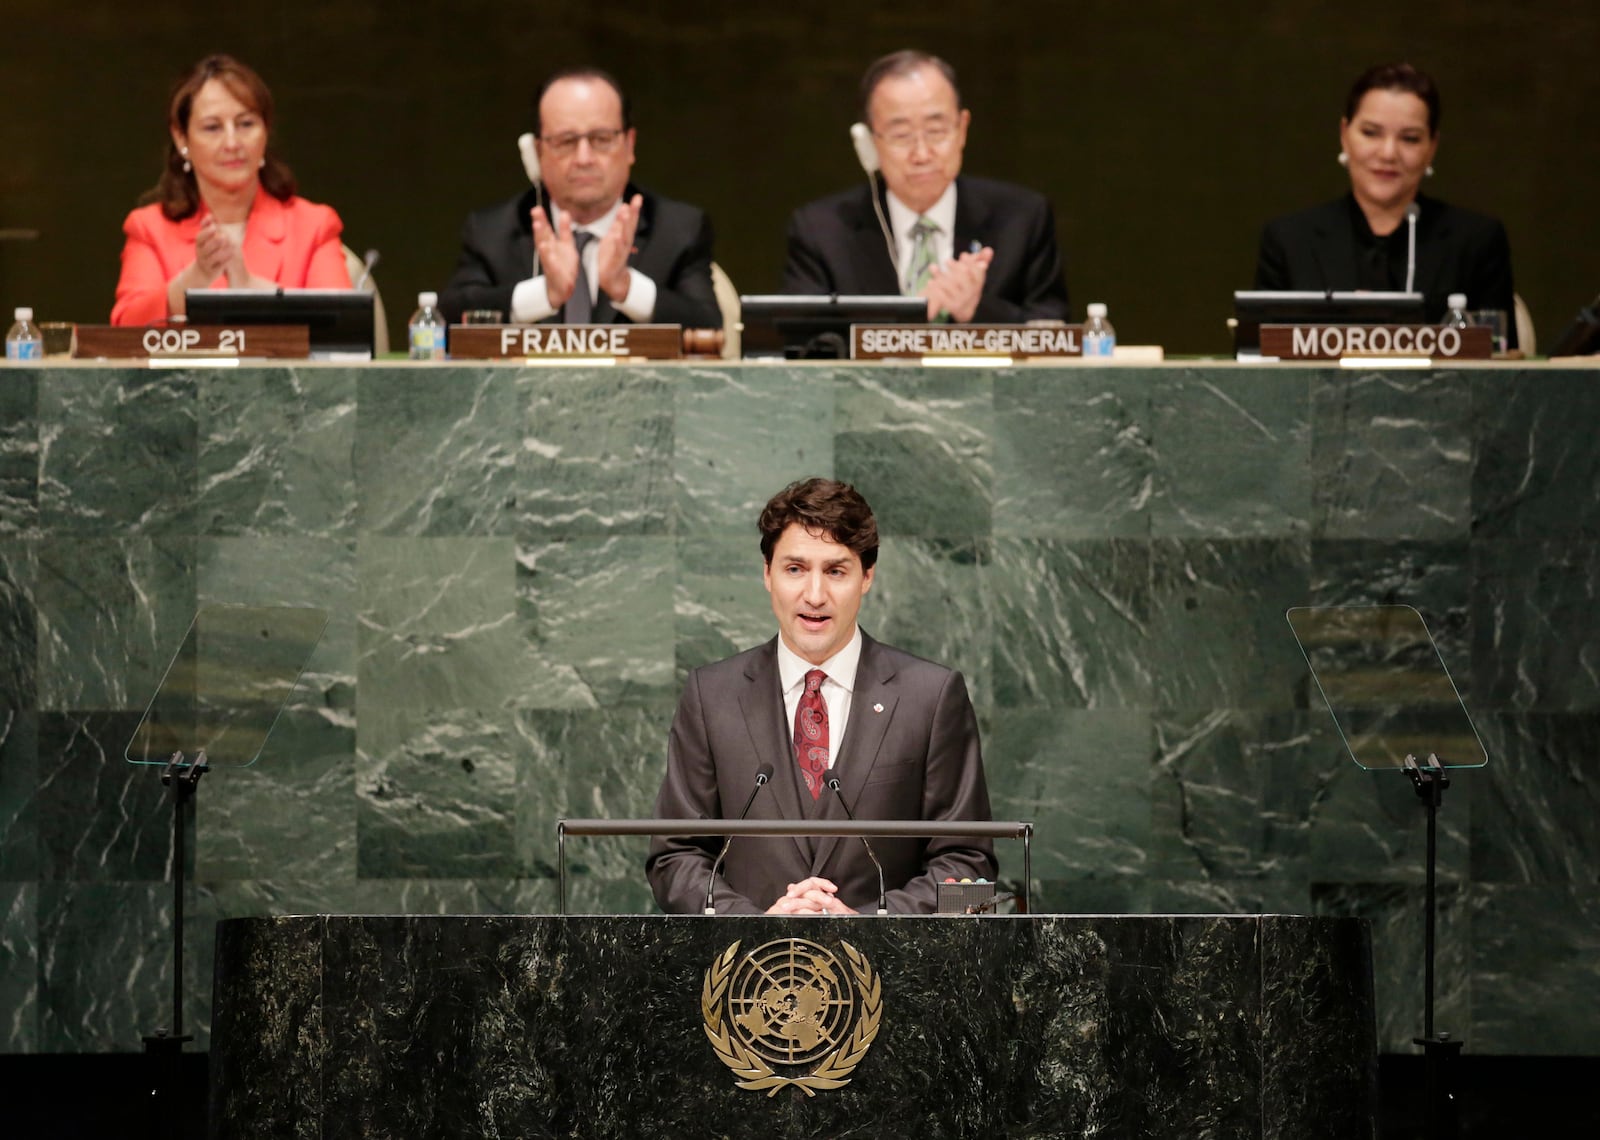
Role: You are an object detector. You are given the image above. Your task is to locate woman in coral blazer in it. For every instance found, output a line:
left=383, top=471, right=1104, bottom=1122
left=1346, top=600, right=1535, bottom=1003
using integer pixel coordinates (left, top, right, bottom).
left=112, top=54, right=350, bottom=327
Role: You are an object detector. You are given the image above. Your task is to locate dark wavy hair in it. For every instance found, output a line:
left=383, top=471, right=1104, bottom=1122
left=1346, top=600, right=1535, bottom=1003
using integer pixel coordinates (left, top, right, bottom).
left=759, top=479, right=880, bottom=570
left=143, top=54, right=297, bottom=220
left=1344, top=62, right=1442, bottom=136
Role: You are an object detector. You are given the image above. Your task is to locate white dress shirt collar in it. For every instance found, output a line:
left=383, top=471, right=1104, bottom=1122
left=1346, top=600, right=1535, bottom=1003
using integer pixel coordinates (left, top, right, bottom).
left=886, top=182, right=957, bottom=274
left=776, top=625, right=863, bottom=695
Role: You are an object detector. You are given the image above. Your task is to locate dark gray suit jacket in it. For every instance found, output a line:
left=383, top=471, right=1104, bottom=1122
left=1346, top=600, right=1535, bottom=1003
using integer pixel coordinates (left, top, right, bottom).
left=779, top=175, right=1070, bottom=322
left=439, top=182, right=721, bottom=327
left=645, top=633, right=996, bottom=914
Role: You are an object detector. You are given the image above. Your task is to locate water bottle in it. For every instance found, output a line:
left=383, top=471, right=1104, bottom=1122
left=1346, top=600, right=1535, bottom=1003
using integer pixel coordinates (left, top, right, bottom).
left=1443, top=293, right=1470, bottom=330
left=408, top=291, right=446, bottom=360
left=5, top=307, right=43, bottom=361
left=1082, top=302, right=1116, bottom=357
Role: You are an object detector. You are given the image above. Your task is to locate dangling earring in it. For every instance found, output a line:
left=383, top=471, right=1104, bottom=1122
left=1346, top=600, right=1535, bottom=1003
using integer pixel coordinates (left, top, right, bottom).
left=1425, top=164, right=1435, bottom=177
left=259, top=157, right=266, bottom=169
left=1337, top=152, right=1349, bottom=168
left=181, top=146, right=191, bottom=174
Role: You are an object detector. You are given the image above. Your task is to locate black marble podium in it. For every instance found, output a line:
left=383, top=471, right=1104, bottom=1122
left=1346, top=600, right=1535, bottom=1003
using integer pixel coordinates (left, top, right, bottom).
left=210, top=914, right=1375, bottom=1139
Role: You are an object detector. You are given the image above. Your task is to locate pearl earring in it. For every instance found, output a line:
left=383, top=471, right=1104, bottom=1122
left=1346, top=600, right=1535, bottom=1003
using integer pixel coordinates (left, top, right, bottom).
left=181, top=146, right=191, bottom=174
left=1425, top=164, right=1435, bottom=177
left=1337, top=152, right=1349, bottom=168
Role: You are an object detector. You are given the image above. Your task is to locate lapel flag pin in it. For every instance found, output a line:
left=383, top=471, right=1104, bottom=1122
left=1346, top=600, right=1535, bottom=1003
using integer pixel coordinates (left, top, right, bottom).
left=873, top=703, right=884, bottom=713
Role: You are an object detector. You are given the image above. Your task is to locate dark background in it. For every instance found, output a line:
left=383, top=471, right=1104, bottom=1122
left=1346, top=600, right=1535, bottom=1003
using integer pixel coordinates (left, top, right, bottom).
left=1, top=0, right=1596, bottom=354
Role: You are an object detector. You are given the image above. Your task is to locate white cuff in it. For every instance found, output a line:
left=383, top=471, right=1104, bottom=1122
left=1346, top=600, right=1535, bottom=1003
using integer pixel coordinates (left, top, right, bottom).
left=511, top=277, right=555, bottom=323
left=611, top=269, right=657, bottom=323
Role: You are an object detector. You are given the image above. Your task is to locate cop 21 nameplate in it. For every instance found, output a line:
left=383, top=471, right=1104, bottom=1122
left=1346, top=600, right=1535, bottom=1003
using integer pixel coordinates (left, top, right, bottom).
left=448, top=324, right=683, bottom=360
left=1260, top=324, right=1494, bottom=360
left=851, top=324, right=1084, bottom=359
left=74, top=325, right=309, bottom=359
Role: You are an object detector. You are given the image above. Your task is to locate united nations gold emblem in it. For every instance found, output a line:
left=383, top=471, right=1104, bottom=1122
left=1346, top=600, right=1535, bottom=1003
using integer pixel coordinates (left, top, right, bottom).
left=701, top=938, right=882, bottom=1096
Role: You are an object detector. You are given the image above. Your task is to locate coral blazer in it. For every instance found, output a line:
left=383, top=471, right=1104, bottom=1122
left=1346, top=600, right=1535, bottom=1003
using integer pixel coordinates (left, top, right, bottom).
left=111, top=193, right=351, bottom=326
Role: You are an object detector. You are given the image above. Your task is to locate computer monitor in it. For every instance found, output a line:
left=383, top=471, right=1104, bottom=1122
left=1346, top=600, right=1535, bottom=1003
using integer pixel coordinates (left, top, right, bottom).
left=1232, top=290, right=1425, bottom=359
left=186, top=289, right=375, bottom=360
left=738, top=294, right=927, bottom=360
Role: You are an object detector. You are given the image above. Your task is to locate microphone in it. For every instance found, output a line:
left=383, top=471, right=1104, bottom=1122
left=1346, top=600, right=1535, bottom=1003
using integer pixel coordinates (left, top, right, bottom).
left=703, top=763, right=775, bottom=915
left=352, top=248, right=380, bottom=291
left=826, top=777, right=888, bottom=915
left=1404, top=202, right=1420, bottom=295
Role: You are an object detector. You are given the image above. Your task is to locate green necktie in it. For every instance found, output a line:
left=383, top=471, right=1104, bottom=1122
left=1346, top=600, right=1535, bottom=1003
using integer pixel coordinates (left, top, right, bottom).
left=905, top=216, right=939, bottom=295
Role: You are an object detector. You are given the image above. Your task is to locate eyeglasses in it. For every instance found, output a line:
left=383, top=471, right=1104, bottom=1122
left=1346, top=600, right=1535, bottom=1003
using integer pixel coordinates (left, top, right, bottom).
left=875, top=120, right=958, bottom=153
left=538, top=128, right=627, bottom=157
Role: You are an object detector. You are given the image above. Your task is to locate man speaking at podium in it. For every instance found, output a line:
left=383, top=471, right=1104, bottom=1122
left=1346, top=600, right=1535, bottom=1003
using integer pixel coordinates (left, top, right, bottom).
left=439, top=68, right=720, bottom=328
left=646, top=479, right=996, bottom=915
left=779, top=51, right=1070, bottom=323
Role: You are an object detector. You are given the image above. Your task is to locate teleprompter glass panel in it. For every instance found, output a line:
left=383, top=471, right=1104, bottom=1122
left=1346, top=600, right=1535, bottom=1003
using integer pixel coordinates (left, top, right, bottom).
left=1286, top=604, right=1487, bottom=770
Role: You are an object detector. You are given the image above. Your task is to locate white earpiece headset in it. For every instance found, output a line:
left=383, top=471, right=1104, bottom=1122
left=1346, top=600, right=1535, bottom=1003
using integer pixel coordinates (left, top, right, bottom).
left=849, top=122, right=899, bottom=276
left=517, top=132, right=544, bottom=277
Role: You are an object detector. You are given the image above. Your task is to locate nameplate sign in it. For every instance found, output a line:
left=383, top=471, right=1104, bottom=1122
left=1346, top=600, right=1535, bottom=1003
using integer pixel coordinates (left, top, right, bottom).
left=852, top=324, right=1084, bottom=360
left=1261, top=324, right=1493, bottom=361
left=448, top=324, right=682, bottom=360
left=75, top=325, right=309, bottom=359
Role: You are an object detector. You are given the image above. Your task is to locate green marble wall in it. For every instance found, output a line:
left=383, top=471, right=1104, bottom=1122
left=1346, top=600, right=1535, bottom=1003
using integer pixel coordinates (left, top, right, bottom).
left=1, top=361, right=1597, bottom=1058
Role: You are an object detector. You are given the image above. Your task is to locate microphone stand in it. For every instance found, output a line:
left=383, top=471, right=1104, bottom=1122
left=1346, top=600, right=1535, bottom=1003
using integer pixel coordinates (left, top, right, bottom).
left=1405, top=753, right=1462, bottom=1140
left=827, top=778, right=888, bottom=915
left=703, top=764, right=773, bottom=914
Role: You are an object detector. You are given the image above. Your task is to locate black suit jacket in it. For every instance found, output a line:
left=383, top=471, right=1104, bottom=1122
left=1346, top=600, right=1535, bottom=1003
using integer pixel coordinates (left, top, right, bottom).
left=439, top=183, right=721, bottom=327
left=1254, top=193, right=1517, bottom=347
left=780, top=175, right=1070, bottom=322
left=645, top=633, right=996, bottom=915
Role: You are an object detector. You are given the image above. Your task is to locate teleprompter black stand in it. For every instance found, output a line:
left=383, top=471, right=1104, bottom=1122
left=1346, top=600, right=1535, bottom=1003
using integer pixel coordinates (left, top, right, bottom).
left=125, top=604, right=328, bottom=1140
left=1289, top=605, right=1488, bottom=1140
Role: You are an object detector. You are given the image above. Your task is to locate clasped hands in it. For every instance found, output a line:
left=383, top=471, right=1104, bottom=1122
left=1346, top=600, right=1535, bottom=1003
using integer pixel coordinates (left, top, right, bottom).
left=919, top=244, right=994, bottom=322
left=190, top=216, right=261, bottom=288
left=532, top=194, right=643, bottom=309
left=765, top=876, right=859, bottom=916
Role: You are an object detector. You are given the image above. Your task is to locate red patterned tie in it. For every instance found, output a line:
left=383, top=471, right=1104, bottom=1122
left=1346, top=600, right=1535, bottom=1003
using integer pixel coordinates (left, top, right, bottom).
left=794, top=669, right=829, bottom=800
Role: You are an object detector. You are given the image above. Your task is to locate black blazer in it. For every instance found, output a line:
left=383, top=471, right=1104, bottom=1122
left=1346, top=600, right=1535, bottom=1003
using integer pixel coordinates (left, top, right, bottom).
left=645, top=633, right=996, bottom=915
left=439, top=183, right=721, bottom=327
left=780, top=175, right=1071, bottom=322
left=1254, top=193, right=1517, bottom=346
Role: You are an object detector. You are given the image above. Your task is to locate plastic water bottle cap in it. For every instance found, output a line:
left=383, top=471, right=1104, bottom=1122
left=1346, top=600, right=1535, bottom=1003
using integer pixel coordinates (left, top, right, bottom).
left=1086, top=302, right=1108, bottom=318
left=1447, top=293, right=1467, bottom=310
left=14, top=307, right=32, bottom=321
left=418, top=291, right=438, bottom=308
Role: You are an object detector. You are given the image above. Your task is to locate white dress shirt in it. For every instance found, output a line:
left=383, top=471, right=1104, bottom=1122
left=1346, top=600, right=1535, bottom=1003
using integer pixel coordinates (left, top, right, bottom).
left=775, top=626, right=864, bottom=772
left=509, top=198, right=658, bottom=323
left=886, top=183, right=958, bottom=289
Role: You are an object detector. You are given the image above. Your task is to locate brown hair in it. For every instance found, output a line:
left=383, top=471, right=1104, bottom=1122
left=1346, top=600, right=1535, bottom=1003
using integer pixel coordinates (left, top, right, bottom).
left=143, top=54, right=297, bottom=220
left=759, top=478, right=880, bottom=570
left=860, top=50, right=962, bottom=123
left=1344, top=62, right=1442, bottom=136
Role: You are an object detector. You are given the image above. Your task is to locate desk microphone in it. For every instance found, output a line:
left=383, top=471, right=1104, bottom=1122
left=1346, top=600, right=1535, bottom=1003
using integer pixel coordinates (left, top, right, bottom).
left=826, top=777, right=888, bottom=915
left=353, top=248, right=380, bottom=291
left=703, top=763, right=774, bottom=915
left=1404, top=203, right=1420, bottom=295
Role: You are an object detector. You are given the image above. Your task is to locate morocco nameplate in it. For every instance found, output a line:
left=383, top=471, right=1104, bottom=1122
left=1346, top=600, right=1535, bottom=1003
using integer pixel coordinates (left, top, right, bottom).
left=74, top=325, right=309, bottom=359
left=1260, top=324, right=1493, bottom=361
left=448, top=324, right=683, bottom=360
left=851, top=324, right=1084, bottom=360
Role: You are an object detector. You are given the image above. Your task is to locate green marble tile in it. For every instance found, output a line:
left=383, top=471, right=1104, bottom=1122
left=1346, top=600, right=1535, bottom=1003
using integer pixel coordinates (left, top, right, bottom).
left=1471, top=540, right=1600, bottom=712
left=517, top=368, right=674, bottom=537
left=0, top=540, right=36, bottom=709
left=515, top=704, right=674, bottom=882
left=673, top=534, right=776, bottom=681
left=990, top=538, right=1153, bottom=710
left=197, top=536, right=358, bottom=715
left=1469, top=713, right=1600, bottom=883
left=0, top=369, right=38, bottom=535
left=356, top=537, right=520, bottom=713
left=1306, top=751, right=1473, bottom=883
left=197, top=709, right=356, bottom=882
left=868, top=536, right=993, bottom=712
left=986, top=708, right=1152, bottom=882
left=992, top=367, right=1154, bottom=539
left=37, top=369, right=198, bottom=535
left=355, top=365, right=516, bottom=536
left=516, top=536, right=676, bottom=709
left=672, top=364, right=835, bottom=536
left=198, top=365, right=357, bottom=536
left=562, top=873, right=656, bottom=916
left=1311, top=367, right=1472, bottom=541
left=1469, top=885, right=1600, bottom=1053
left=1151, top=368, right=1311, bottom=538
left=1473, top=370, right=1600, bottom=541
left=356, top=707, right=518, bottom=879
left=1139, top=878, right=1314, bottom=916
left=834, top=365, right=993, bottom=538
left=0, top=883, right=37, bottom=1050
left=33, top=537, right=197, bottom=711
left=0, top=711, right=37, bottom=880
left=1147, top=538, right=1311, bottom=710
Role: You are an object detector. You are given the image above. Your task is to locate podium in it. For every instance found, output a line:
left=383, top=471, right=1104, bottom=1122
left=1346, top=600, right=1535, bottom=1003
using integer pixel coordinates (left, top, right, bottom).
left=210, top=914, right=1376, bottom=1138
